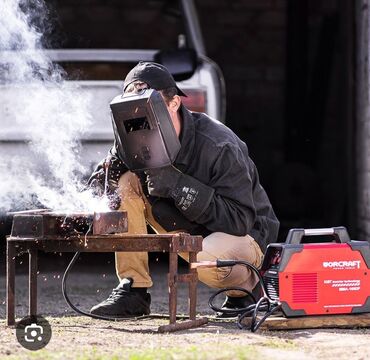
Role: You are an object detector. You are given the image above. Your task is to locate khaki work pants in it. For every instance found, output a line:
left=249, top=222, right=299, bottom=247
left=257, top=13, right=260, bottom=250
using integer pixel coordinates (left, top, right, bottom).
left=115, top=171, right=264, bottom=296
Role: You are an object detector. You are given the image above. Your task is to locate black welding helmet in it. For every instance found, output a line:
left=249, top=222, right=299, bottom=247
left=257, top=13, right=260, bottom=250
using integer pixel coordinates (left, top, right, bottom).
left=110, top=89, right=181, bottom=171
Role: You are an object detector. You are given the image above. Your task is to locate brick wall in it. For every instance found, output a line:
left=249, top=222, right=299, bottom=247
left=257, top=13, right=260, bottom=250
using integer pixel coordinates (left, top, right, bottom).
left=196, top=0, right=286, bottom=181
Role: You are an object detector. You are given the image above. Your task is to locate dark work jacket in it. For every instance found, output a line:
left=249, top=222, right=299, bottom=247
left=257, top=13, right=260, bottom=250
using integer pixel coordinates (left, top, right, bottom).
left=88, top=106, right=279, bottom=252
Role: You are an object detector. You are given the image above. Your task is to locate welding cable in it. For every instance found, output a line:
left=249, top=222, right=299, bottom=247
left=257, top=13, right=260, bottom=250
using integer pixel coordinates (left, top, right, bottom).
left=61, top=222, right=124, bottom=321
left=62, top=251, right=115, bottom=321
left=61, top=219, right=151, bottom=321
left=192, top=259, right=281, bottom=332
left=208, top=286, right=260, bottom=317
left=239, top=297, right=282, bottom=332
left=62, top=251, right=190, bottom=322
left=62, top=251, right=153, bottom=321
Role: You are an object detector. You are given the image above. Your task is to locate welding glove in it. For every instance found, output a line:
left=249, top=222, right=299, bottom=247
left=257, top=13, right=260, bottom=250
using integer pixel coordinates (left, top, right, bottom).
left=106, top=191, right=122, bottom=211
left=145, top=166, right=214, bottom=221
left=89, top=178, right=121, bottom=211
left=88, top=154, right=125, bottom=211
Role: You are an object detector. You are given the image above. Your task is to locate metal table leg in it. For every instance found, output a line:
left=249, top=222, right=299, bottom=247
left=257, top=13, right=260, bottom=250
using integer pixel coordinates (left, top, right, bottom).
left=168, top=251, right=178, bottom=324
left=29, top=248, right=38, bottom=319
left=188, top=252, right=197, bottom=320
left=6, top=241, right=16, bottom=326
left=158, top=244, right=208, bottom=333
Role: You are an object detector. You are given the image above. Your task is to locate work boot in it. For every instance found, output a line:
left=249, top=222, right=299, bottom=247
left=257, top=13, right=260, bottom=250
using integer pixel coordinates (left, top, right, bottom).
left=90, top=278, right=151, bottom=317
left=216, top=284, right=262, bottom=318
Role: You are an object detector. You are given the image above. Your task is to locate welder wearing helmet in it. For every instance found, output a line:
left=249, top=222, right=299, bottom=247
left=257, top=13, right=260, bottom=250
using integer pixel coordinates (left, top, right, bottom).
left=88, top=61, right=280, bottom=318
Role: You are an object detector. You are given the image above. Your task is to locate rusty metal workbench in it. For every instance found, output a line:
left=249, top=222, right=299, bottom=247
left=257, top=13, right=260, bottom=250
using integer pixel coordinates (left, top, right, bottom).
left=6, top=233, right=208, bottom=332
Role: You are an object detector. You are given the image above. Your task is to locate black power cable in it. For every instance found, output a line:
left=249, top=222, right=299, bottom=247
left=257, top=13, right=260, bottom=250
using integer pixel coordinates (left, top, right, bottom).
left=60, top=221, right=133, bottom=321
left=62, top=251, right=154, bottom=321
left=62, top=251, right=118, bottom=321
left=62, top=252, right=281, bottom=330
left=205, top=259, right=281, bottom=332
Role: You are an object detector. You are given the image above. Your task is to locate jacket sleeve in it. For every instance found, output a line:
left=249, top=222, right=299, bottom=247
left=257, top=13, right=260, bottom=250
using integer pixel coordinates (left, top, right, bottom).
left=176, top=144, right=257, bottom=236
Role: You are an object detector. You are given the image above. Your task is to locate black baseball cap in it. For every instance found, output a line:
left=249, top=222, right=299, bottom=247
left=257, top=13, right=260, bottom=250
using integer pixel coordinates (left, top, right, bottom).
left=123, top=61, right=187, bottom=97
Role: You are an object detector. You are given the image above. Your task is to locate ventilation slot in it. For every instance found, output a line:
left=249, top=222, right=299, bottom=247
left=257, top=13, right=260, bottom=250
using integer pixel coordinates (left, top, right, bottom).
left=292, top=273, right=318, bottom=303
left=263, top=275, right=279, bottom=300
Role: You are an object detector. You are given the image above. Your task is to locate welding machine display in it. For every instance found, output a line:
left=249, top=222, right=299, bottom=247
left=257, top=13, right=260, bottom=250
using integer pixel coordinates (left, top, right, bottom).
left=110, top=89, right=180, bottom=171
left=261, top=227, right=370, bottom=317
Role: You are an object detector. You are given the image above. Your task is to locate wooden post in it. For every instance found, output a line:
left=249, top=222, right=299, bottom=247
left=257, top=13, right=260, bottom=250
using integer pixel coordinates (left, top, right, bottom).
left=6, top=241, right=15, bottom=326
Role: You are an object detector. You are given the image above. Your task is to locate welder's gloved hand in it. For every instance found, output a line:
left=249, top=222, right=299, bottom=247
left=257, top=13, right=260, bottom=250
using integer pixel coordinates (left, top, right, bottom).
left=106, top=190, right=121, bottom=211
left=88, top=177, right=121, bottom=210
left=89, top=178, right=105, bottom=197
left=145, top=166, right=182, bottom=198
left=88, top=153, right=124, bottom=195
left=145, top=166, right=214, bottom=221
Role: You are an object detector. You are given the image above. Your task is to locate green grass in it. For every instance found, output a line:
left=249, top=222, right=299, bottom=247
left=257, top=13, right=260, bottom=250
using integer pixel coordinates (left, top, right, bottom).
left=261, top=338, right=297, bottom=350
left=78, top=345, right=260, bottom=360
left=2, top=336, right=302, bottom=360
left=4, top=344, right=262, bottom=360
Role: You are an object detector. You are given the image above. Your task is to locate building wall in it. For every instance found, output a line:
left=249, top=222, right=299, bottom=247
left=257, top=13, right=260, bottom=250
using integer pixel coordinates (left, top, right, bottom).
left=196, top=0, right=286, bottom=182
left=356, top=0, right=370, bottom=239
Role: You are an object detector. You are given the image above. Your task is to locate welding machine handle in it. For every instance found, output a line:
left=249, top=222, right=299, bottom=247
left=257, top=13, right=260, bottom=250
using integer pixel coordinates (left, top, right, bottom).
left=285, top=226, right=351, bottom=244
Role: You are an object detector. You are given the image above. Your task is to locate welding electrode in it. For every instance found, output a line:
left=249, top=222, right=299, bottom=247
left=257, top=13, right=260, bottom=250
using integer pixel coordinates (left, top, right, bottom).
left=191, top=260, right=240, bottom=269
left=103, top=157, right=111, bottom=197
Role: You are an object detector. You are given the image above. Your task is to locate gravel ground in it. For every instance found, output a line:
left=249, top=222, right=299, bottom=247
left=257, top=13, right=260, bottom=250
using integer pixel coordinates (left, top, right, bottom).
left=0, top=254, right=369, bottom=359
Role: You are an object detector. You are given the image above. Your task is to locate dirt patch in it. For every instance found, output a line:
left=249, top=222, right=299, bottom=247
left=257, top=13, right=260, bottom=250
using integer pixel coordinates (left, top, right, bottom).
left=0, top=260, right=369, bottom=359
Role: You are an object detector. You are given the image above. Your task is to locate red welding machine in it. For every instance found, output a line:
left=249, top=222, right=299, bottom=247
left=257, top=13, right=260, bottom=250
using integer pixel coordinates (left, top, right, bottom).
left=261, top=227, right=370, bottom=317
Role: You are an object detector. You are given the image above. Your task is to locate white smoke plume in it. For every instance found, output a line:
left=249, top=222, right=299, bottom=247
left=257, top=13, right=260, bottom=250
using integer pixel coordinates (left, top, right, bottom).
left=0, top=0, right=109, bottom=213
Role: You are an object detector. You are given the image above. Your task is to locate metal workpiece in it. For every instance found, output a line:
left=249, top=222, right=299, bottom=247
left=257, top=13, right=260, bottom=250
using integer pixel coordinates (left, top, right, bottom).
left=9, top=210, right=128, bottom=237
